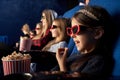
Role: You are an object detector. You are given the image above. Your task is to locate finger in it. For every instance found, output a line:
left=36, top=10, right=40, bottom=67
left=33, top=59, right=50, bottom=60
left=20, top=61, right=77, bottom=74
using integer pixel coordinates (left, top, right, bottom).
left=56, top=48, right=64, bottom=58
left=63, top=47, right=68, bottom=57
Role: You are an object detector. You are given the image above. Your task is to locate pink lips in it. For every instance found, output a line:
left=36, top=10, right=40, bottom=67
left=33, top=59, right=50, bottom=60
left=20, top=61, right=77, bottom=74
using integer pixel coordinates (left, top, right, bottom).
left=75, top=40, right=80, bottom=44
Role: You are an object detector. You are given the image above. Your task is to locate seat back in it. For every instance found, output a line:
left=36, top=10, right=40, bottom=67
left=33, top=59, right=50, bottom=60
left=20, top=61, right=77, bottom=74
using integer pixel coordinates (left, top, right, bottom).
left=63, top=1, right=84, bottom=56
left=112, top=35, right=120, bottom=76
left=0, top=36, right=8, bottom=45
left=89, top=0, right=120, bottom=77
left=67, top=38, right=75, bottom=56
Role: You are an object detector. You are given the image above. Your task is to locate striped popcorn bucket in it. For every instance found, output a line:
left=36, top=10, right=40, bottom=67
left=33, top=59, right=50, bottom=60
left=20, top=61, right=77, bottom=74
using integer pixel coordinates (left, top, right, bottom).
left=19, top=37, right=32, bottom=52
left=2, top=59, right=31, bottom=76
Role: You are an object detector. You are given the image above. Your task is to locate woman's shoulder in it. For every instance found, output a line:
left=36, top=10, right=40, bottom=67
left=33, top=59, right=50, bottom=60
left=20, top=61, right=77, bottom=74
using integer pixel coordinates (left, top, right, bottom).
left=50, top=41, right=67, bottom=47
left=58, top=41, right=68, bottom=46
left=58, top=41, right=67, bottom=44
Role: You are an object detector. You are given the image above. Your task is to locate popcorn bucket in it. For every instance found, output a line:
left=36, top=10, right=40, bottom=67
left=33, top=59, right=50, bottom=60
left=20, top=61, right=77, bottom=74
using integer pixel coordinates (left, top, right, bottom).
left=19, top=37, right=32, bottom=52
left=2, top=59, right=31, bottom=76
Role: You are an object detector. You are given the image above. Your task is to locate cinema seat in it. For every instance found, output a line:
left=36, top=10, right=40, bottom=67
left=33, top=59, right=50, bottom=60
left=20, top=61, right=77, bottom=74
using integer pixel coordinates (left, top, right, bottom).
left=89, top=0, right=120, bottom=78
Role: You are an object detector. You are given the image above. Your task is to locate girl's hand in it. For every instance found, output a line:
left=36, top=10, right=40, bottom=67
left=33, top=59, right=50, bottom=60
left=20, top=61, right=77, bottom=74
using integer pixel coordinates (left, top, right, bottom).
left=56, top=47, right=68, bottom=72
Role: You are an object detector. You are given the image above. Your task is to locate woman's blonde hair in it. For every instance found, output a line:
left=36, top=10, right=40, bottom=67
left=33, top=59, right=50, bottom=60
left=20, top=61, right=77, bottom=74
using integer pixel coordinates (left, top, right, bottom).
left=41, top=9, right=58, bottom=37
left=53, top=18, right=69, bottom=42
left=42, top=18, right=70, bottom=51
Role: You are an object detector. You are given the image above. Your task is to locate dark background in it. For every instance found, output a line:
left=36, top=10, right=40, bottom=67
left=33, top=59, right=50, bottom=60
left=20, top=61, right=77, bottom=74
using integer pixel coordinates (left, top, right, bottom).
left=0, top=0, right=78, bottom=46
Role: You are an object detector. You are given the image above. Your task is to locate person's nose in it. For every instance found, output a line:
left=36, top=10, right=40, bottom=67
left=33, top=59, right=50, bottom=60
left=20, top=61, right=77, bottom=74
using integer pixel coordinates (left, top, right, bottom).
left=50, top=29, right=52, bottom=32
left=40, top=19, right=42, bottom=22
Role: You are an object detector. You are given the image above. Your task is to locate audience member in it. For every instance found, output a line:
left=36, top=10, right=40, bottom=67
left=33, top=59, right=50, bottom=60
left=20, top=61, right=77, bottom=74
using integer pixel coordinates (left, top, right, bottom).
left=29, top=30, right=36, bottom=39
left=15, top=23, right=31, bottom=50
left=53, top=5, right=114, bottom=79
left=31, top=22, right=43, bottom=50
left=31, top=9, right=58, bottom=50
left=42, top=18, right=70, bottom=53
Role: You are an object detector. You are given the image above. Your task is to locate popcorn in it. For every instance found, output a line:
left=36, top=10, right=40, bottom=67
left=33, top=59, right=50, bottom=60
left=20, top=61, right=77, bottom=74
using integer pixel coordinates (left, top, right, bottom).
left=1, top=51, right=31, bottom=61
left=1, top=51, right=31, bottom=75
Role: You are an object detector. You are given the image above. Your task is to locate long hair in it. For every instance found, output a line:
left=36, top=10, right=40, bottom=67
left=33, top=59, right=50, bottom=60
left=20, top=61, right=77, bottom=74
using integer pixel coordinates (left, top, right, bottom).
left=41, top=9, right=58, bottom=37
left=72, top=5, right=113, bottom=49
left=42, top=18, right=70, bottom=51
left=72, top=5, right=115, bottom=75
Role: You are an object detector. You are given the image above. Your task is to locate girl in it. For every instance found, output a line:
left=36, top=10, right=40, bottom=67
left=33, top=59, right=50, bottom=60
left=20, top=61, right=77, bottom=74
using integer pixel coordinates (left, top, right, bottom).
left=42, top=18, right=70, bottom=53
left=54, top=5, right=113, bottom=79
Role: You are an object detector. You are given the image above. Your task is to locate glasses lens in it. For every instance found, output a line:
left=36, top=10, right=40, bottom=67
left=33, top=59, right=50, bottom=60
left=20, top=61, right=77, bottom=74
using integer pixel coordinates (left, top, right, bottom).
left=41, top=16, right=45, bottom=19
left=67, top=25, right=88, bottom=36
left=80, top=25, right=87, bottom=31
left=51, top=25, right=58, bottom=29
left=72, top=25, right=79, bottom=34
left=73, top=25, right=88, bottom=34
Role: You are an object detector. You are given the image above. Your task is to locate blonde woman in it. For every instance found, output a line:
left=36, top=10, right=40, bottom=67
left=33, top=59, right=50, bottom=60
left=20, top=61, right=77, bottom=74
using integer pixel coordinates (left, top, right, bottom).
left=31, top=18, right=70, bottom=72
left=32, top=22, right=43, bottom=39
left=42, top=18, right=70, bottom=53
left=31, top=9, right=58, bottom=50
left=31, top=22, right=43, bottom=50
left=40, top=9, right=58, bottom=38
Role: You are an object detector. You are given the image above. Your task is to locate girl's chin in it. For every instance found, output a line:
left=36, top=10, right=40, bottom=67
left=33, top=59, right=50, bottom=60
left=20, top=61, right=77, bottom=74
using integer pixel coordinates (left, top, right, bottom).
left=76, top=47, right=82, bottom=52
left=52, top=36, right=56, bottom=38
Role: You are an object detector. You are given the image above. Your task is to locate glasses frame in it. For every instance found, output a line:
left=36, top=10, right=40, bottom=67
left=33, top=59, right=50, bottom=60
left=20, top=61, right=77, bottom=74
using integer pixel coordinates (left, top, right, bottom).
left=35, top=28, right=41, bottom=30
left=67, top=25, right=89, bottom=36
left=51, top=25, right=58, bottom=29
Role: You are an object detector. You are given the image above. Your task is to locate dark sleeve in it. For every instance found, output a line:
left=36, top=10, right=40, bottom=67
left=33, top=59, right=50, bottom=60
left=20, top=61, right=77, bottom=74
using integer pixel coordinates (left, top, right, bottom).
left=80, top=56, right=104, bottom=76
left=51, top=65, right=60, bottom=71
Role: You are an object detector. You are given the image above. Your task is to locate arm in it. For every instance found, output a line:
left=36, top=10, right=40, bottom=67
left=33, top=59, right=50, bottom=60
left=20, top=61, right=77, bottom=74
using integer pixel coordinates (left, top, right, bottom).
left=56, top=48, right=68, bottom=72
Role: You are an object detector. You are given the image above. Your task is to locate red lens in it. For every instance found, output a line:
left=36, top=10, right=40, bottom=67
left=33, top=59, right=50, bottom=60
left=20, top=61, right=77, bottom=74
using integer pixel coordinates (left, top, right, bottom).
left=67, top=25, right=88, bottom=36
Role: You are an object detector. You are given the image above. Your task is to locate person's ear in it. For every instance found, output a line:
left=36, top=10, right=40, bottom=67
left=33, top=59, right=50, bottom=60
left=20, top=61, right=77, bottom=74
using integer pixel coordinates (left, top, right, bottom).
left=94, top=27, right=104, bottom=39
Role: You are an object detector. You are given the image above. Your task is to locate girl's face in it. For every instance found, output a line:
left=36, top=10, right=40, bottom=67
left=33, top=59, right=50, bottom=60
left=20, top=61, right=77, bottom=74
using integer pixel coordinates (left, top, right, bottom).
left=71, top=18, right=96, bottom=53
left=35, top=24, right=42, bottom=35
left=50, top=21, right=60, bottom=38
left=41, top=13, right=47, bottom=26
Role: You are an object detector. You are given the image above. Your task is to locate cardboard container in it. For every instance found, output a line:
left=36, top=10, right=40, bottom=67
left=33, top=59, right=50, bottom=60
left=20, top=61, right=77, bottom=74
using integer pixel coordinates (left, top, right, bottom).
left=19, top=37, right=32, bottom=51
left=2, top=59, right=31, bottom=76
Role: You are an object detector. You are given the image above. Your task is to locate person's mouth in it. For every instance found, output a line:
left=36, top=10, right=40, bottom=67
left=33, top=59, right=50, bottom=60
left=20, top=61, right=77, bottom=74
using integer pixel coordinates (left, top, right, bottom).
left=75, top=40, right=80, bottom=46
